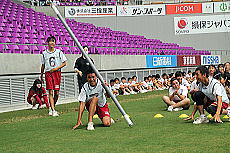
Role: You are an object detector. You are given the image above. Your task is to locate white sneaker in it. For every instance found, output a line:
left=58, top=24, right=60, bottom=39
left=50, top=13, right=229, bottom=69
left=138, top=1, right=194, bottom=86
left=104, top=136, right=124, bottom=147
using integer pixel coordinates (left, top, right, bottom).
left=167, top=106, right=173, bottom=112
left=48, top=108, right=53, bottom=116
left=32, top=106, right=37, bottom=110
left=173, top=107, right=183, bottom=111
left=123, top=92, right=130, bottom=95
left=87, top=122, right=95, bottom=130
left=52, top=111, right=59, bottom=117
left=193, top=116, right=209, bottom=124
left=131, top=91, right=137, bottom=94
left=140, top=90, right=145, bottom=93
left=111, top=118, right=115, bottom=124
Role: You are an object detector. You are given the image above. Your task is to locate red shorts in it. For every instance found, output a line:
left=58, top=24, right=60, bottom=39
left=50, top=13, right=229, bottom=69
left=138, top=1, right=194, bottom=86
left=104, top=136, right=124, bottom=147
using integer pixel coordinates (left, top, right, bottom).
left=210, top=101, right=229, bottom=110
left=85, top=103, right=110, bottom=119
left=45, top=71, right=61, bottom=90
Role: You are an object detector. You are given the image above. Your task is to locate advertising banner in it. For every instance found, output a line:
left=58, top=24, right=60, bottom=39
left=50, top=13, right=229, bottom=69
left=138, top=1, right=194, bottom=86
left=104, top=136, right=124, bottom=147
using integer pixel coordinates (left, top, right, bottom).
left=146, top=55, right=177, bottom=68
left=214, top=2, right=230, bottom=13
left=65, top=6, right=116, bottom=17
left=166, top=3, right=202, bottom=14
left=201, top=55, right=221, bottom=65
left=202, top=2, right=214, bottom=14
left=177, top=55, right=201, bottom=66
left=117, top=5, right=165, bottom=16
left=174, top=15, right=230, bottom=35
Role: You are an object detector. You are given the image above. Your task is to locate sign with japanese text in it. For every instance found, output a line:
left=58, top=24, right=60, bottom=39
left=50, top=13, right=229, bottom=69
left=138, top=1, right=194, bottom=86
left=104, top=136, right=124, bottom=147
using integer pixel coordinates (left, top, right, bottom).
left=201, top=55, right=221, bottom=65
left=166, top=3, right=202, bottom=14
left=65, top=6, right=116, bottom=17
left=174, top=15, right=230, bottom=35
left=146, top=55, right=177, bottom=68
left=177, top=55, right=201, bottom=66
left=117, top=5, right=165, bottom=16
left=214, top=2, right=230, bottom=13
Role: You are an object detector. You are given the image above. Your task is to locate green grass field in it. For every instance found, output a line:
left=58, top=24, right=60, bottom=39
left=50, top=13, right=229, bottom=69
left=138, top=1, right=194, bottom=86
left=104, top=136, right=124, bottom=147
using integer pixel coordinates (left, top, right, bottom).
left=1, top=90, right=230, bottom=153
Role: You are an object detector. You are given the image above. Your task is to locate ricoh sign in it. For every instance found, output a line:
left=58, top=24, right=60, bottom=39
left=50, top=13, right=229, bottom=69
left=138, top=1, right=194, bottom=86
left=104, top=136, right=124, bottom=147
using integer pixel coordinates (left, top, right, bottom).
left=177, top=55, right=201, bottom=66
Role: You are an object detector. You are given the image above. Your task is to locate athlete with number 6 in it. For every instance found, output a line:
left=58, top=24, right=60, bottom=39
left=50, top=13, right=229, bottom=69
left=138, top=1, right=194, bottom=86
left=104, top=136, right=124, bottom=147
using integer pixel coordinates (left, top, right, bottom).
left=40, top=36, right=67, bottom=117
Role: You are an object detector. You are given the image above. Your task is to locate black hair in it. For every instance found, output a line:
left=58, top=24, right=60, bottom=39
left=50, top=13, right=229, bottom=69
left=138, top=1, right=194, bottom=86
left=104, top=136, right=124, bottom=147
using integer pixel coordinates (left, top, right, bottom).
left=128, top=77, right=132, bottom=81
left=192, top=72, right=196, bottom=77
left=114, top=78, right=119, bottom=81
left=121, top=77, right=126, bottom=80
left=170, top=78, right=178, bottom=87
left=83, top=46, right=88, bottom=49
left=110, top=79, right=115, bottom=83
left=30, top=79, right=43, bottom=95
left=175, top=71, right=182, bottom=78
left=218, top=64, right=224, bottom=69
left=195, top=66, right=209, bottom=77
left=162, top=73, right=167, bottom=77
left=188, top=70, right=191, bottom=73
left=144, top=77, right=148, bottom=81
left=148, top=75, right=152, bottom=78
left=168, top=73, right=173, bottom=78
left=132, top=76, right=137, bottom=79
left=152, top=75, right=156, bottom=78
left=182, top=72, right=186, bottom=77
left=155, top=74, right=160, bottom=79
left=208, top=64, right=216, bottom=70
left=214, top=73, right=227, bottom=80
left=86, top=69, right=95, bottom=76
left=46, top=36, right=56, bottom=43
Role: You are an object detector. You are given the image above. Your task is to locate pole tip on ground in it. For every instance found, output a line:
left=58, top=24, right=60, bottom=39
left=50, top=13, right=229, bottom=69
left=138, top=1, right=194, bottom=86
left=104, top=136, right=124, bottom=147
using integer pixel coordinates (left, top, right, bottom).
left=179, top=114, right=189, bottom=118
left=121, top=114, right=130, bottom=118
left=154, top=114, right=164, bottom=118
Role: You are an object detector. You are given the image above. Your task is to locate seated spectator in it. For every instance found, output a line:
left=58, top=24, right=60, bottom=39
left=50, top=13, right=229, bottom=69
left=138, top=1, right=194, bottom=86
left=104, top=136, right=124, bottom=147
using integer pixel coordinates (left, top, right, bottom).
left=128, top=77, right=141, bottom=93
left=155, top=74, right=164, bottom=89
left=120, top=77, right=136, bottom=95
left=162, top=78, right=190, bottom=112
left=224, top=62, right=230, bottom=87
left=175, top=71, right=190, bottom=90
left=208, top=65, right=217, bottom=78
left=27, top=79, right=50, bottom=110
left=142, top=77, right=152, bottom=91
left=147, top=75, right=156, bottom=90
left=215, top=73, right=230, bottom=100
left=114, top=78, right=121, bottom=94
left=109, top=79, right=119, bottom=96
left=217, top=64, right=225, bottom=75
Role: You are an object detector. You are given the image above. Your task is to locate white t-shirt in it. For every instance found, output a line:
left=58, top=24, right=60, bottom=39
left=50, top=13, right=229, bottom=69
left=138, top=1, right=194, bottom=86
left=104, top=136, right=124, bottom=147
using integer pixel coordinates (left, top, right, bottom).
left=142, top=81, right=149, bottom=88
left=41, top=49, right=67, bottom=72
left=78, top=80, right=106, bottom=107
left=148, top=80, right=153, bottom=86
left=120, top=82, right=128, bottom=86
left=198, top=77, right=229, bottom=103
left=169, top=85, right=188, bottom=101
left=114, top=83, right=120, bottom=90
left=181, top=78, right=190, bottom=87
left=190, top=80, right=199, bottom=91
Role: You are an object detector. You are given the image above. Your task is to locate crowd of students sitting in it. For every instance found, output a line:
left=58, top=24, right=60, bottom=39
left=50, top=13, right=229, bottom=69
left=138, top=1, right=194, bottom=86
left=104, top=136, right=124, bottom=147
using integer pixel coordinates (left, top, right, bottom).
left=27, top=61, right=230, bottom=124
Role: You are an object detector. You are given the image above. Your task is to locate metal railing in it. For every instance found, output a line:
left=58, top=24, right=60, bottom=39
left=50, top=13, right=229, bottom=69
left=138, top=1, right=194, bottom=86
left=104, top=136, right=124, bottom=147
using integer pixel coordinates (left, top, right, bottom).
left=0, top=66, right=196, bottom=113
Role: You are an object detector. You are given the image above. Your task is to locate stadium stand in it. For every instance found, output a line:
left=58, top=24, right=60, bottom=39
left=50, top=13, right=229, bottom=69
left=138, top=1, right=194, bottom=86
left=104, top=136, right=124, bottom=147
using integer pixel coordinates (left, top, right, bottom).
left=0, top=0, right=211, bottom=55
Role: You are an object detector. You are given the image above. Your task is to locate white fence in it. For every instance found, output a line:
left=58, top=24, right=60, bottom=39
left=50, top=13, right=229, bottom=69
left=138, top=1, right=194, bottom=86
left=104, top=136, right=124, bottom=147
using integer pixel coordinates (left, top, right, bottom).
left=0, top=66, right=196, bottom=113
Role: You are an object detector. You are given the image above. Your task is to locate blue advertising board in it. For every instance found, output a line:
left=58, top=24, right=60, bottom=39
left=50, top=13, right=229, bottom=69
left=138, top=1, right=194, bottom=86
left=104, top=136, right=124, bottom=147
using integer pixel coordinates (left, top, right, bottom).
left=146, top=55, right=177, bottom=68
